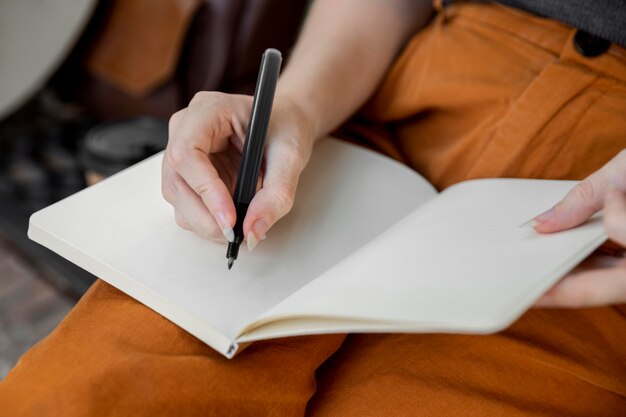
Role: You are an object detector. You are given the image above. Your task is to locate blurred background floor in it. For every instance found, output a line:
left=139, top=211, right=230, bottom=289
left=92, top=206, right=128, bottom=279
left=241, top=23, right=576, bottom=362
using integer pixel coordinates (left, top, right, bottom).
left=0, top=234, right=74, bottom=380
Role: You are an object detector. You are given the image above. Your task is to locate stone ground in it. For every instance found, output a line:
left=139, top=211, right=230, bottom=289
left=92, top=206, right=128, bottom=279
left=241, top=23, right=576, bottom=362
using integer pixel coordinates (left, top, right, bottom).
left=0, top=235, right=73, bottom=380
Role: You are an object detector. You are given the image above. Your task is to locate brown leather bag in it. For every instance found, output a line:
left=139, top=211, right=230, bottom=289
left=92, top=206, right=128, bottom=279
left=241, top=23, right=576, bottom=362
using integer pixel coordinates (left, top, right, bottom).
left=78, top=0, right=307, bottom=120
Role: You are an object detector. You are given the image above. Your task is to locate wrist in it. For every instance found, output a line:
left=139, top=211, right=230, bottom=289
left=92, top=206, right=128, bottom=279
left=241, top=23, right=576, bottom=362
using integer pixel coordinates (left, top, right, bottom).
left=275, top=92, right=320, bottom=142
left=275, top=83, right=325, bottom=141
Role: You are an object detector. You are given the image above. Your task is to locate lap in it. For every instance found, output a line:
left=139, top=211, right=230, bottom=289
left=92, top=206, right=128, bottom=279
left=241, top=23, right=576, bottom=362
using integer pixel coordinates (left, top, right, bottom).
left=2, top=280, right=625, bottom=416
left=0, top=280, right=345, bottom=417
left=307, top=307, right=626, bottom=416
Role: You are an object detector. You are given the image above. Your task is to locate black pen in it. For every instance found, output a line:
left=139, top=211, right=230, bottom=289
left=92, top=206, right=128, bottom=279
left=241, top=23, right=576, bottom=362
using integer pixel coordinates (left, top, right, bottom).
left=227, top=48, right=282, bottom=269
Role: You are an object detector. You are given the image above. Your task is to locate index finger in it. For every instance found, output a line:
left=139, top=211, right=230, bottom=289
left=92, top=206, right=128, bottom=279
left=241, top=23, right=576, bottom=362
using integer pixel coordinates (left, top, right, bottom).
left=166, top=93, right=239, bottom=237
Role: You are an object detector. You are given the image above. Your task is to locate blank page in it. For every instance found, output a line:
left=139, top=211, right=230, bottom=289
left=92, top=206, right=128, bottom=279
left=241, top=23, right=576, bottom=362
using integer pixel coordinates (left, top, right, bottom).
left=28, top=139, right=436, bottom=355
left=246, top=179, right=606, bottom=340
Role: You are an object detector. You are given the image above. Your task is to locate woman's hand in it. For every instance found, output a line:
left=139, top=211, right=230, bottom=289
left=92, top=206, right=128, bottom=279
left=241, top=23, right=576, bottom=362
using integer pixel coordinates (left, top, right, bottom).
left=161, top=1, right=435, bottom=252
left=533, top=151, right=626, bottom=307
left=162, top=92, right=314, bottom=251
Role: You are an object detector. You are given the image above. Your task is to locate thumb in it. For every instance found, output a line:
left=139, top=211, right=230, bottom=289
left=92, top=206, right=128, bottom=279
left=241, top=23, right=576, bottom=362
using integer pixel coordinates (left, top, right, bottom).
left=534, top=150, right=626, bottom=234
left=533, top=175, right=607, bottom=233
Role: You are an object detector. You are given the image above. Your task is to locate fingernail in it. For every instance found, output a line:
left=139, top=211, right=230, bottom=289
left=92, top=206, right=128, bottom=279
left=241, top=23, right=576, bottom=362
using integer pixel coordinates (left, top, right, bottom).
left=247, top=233, right=259, bottom=252
left=534, top=207, right=555, bottom=224
left=216, top=212, right=234, bottom=242
left=518, top=218, right=539, bottom=229
left=246, top=219, right=269, bottom=252
left=250, top=219, right=269, bottom=240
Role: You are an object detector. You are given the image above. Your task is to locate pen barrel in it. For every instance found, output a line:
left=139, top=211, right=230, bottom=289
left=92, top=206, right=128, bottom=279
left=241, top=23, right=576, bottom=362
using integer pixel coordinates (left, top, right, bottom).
left=233, top=202, right=248, bottom=239
left=233, top=48, right=282, bottom=205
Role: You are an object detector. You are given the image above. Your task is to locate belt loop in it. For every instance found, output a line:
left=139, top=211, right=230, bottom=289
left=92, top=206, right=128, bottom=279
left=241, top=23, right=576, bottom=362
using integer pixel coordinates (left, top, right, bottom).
left=433, top=0, right=453, bottom=21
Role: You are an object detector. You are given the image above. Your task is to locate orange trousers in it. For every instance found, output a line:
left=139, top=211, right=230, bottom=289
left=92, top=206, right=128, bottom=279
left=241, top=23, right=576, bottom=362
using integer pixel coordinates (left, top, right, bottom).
left=2, top=3, right=626, bottom=416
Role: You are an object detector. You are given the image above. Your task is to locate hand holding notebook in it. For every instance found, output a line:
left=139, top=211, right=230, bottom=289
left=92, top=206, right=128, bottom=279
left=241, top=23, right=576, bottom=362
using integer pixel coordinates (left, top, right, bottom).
left=532, top=150, right=626, bottom=308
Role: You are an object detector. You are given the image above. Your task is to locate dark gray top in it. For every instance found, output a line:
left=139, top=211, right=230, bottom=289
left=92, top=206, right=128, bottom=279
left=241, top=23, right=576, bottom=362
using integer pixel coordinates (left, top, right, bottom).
left=495, top=0, right=626, bottom=47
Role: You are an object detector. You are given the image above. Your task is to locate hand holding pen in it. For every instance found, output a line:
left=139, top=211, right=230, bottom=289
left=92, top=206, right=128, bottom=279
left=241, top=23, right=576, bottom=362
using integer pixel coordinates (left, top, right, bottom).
left=162, top=50, right=314, bottom=257
left=226, top=49, right=282, bottom=269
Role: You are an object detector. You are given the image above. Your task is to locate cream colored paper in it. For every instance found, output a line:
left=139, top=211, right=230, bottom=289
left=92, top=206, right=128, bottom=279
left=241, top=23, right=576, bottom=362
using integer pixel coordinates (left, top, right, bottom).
left=240, top=179, right=606, bottom=343
left=28, top=138, right=607, bottom=358
left=29, top=139, right=435, bottom=357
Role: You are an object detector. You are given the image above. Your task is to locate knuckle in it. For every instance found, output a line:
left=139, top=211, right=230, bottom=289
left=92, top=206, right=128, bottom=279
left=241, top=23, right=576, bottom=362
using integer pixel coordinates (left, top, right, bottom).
left=190, top=91, right=226, bottom=107
left=168, top=109, right=185, bottom=132
left=190, top=91, right=210, bottom=105
left=167, top=146, right=186, bottom=171
left=195, top=179, right=215, bottom=200
left=572, top=179, right=596, bottom=203
left=284, top=145, right=305, bottom=167
left=196, top=220, right=220, bottom=240
left=161, top=179, right=178, bottom=204
left=174, top=213, right=191, bottom=230
left=274, top=186, right=295, bottom=213
left=281, top=137, right=309, bottom=167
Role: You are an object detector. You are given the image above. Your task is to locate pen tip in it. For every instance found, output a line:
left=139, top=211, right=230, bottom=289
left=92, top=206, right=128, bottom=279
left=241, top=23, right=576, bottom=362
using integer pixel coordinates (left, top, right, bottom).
left=227, top=257, right=234, bottom=270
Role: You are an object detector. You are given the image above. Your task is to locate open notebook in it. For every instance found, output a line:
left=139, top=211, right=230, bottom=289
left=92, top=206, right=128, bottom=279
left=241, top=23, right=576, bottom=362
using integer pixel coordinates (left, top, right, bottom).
left=28, top=139, right=606, bottom=358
